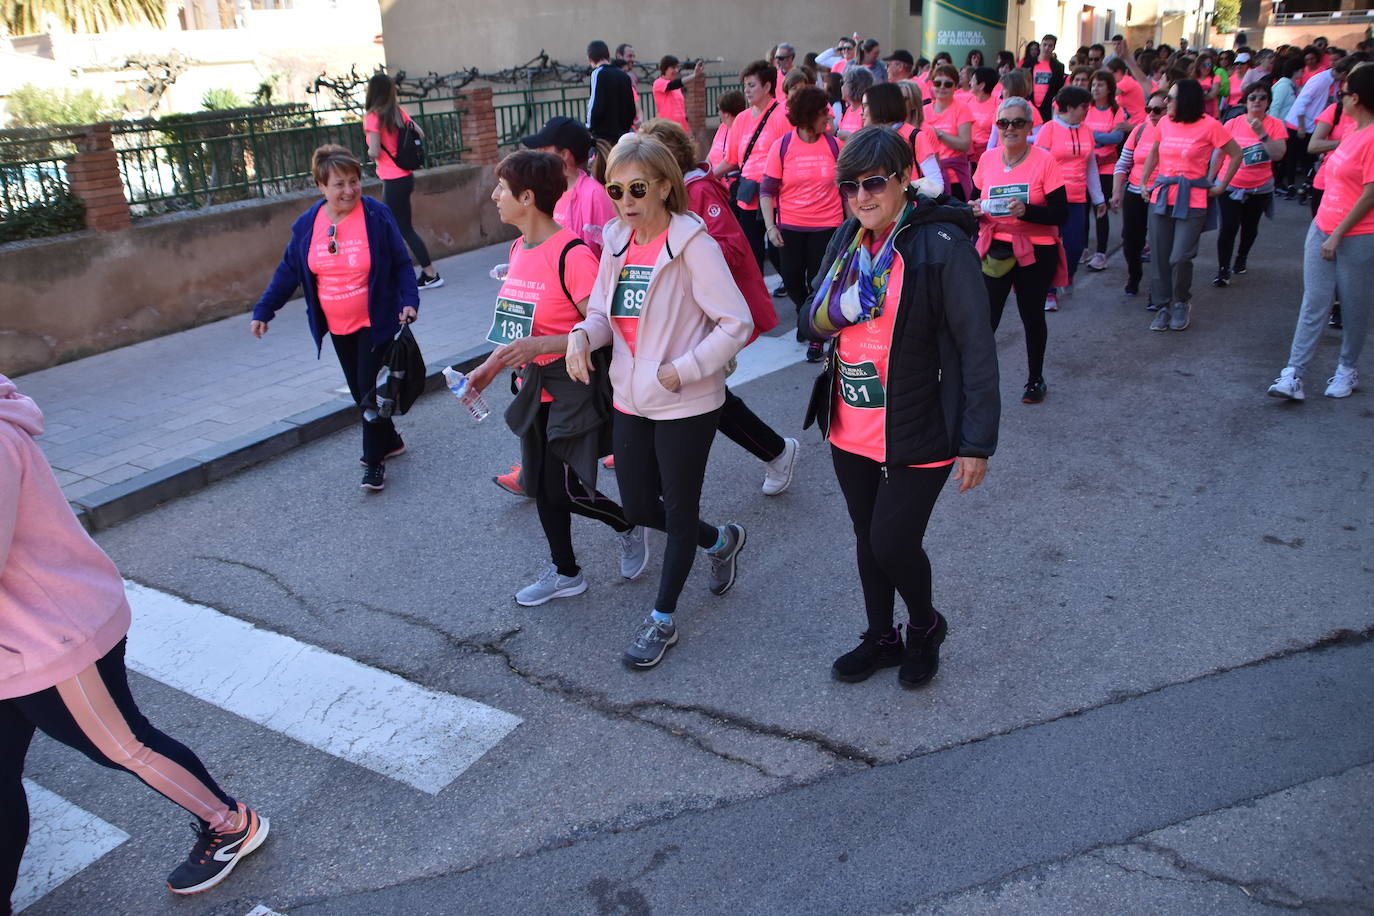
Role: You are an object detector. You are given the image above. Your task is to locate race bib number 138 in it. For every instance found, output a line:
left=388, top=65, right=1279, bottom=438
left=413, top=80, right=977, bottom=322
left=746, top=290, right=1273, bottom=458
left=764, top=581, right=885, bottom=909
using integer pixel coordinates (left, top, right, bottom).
left=486, top=296, right=535, bottom=346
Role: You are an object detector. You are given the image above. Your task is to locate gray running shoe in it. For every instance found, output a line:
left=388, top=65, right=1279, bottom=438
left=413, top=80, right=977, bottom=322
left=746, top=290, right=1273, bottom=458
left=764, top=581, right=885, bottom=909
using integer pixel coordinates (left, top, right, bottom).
left=706, top=523, right=747, bottom=596
left=618, top=526, right=649, bottom=580
left=1169, top=301, right=1191, bottom=330
left=515, top=565, right=587, bottom=607
left=1150, top=306, right=1171, bottom=331
left=623, top=615, right=678, bottom=669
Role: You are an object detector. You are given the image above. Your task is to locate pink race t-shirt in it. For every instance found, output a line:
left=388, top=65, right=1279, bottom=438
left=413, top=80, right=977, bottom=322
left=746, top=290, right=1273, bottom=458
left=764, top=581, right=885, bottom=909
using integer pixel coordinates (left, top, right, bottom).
left=1197, top=75, right=1219, bottom=119
left=1116, top=77, right=1147, bottom=126
left=1226, top=114, right=1288, bottom=189
left=1150, top=116, right=1231, bottom=210
left=653, top=77, right=689, bottom=131
left=1315, top=124, right=1374, bottom=237
left=307, top=205, right=371, bottom=336
left=1034, top=119, right=1094, bottom=203
left=762, top=130, right=844, bottom=228
left=829, top=248, right=905, bottom=462
left=967, top=94, right=1000, bottom=164
left=1032, top=62, right=1054, bottom=107
left=363, top=111, right=414, bottom=180
left=553, top=170, right=616, bottom=258
left=609, top=229, right=669, bottom=358
left=838, top=105, right=864, bottom=135
left=1313, top=105, right=1353, bottom=191
left=974, top=146, right=1065, bottom=245
left=926, top=100, right=975, bottom=184
left=1124, top=120, right=1159, bottom=190
left=726, top=103, right=786, bottom=211
left=1085, top=104, right=1126, bottom=174
left=707, top=122, right=731, bottom=170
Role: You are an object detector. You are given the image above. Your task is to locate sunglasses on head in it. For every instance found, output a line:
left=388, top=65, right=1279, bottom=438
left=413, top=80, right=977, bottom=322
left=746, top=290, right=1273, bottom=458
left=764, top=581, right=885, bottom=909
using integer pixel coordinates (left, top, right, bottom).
left=932, top=79, right=956, bottom=88
left=605, top=179, right=655, bottom=201
left=327, top=223, right=338, bottom=255
left=837, top=172, right=898, bottom=198
left=995, top=117, right=1031, bottom=130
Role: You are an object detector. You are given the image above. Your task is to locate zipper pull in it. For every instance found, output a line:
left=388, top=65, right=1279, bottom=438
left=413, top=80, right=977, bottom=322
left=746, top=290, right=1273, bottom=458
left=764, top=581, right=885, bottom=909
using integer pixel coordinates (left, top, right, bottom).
left=938, top=368, right=943, bottom=382
left=881, top=464, right=889, bottom=481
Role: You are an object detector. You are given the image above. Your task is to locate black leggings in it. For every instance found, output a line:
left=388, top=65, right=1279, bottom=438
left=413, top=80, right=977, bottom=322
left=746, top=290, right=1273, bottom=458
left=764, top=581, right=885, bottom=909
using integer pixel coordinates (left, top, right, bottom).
left=612, top=409, right=723, bottom=614
left=984, top=242, right=1057, bottom=381
left=1122, top=189, right=1150, bottom=289
left=382, top=174, right=432, bottom=270
left=532, top=404, right=632, bottom=578
left=1216, top=192, right=1271, bottom=271
left=779, top=227, right=836, bottom=340
left=1095, top=172, right=1115, bottom=253
left=718, top=388, right=785, bottom=462
left=2, top=640, right=236, bottom=906
left=331, top=329, right=402, bottom=466
left=733, top=204, right=767, bottom=271
left=831, top=446, right=952, bottom=633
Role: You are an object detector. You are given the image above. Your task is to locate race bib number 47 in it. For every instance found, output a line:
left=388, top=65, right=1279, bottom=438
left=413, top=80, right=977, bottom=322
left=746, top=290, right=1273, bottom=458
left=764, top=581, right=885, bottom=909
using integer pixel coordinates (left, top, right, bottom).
left=1241, top=142, right=1270, bottom=166
left=838, top=358, right=885, bottom=409
left=611, top=265, right=653, bottom=318
left=486, top=296, right=535, bottom=346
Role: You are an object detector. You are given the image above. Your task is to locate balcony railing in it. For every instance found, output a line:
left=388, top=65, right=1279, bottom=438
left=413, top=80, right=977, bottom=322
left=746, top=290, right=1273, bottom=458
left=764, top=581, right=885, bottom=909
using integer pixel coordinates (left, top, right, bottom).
left=1273, top=8, right=1374, bottom=25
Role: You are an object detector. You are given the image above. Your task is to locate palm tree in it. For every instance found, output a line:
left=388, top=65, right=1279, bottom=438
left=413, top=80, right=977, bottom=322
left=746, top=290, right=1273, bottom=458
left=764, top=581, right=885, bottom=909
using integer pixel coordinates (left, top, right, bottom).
left=4, top=0, right=167, bottom=36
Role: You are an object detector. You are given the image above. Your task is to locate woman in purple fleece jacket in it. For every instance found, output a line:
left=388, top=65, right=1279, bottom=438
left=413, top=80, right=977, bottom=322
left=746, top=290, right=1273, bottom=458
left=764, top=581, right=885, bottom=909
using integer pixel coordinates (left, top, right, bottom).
left=0, top=375, right=268, bottom=908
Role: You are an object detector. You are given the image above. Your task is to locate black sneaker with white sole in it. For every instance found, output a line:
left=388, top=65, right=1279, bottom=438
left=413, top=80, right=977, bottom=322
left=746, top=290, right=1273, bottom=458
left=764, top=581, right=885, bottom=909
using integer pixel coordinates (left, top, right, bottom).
left=361, top=463, right=385, bottom=490
left=417, top=272, right=444, bottom=290
left=167, top=806, right=269, bottom=895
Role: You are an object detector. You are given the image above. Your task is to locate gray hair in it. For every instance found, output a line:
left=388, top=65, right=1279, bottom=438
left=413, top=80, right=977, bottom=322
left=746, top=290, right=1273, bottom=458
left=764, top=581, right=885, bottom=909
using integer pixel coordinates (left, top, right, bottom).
left=842, top=66, right=875, bottom=102
left=997, top=96, right=1034, bottom=121
left=774, top=42, right=796, bottom=57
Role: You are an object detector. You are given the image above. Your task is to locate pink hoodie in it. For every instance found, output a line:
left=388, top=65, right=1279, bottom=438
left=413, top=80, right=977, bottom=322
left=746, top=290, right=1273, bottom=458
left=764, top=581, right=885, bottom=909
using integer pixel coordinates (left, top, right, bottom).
left=0, top=374, right=130, bottom=700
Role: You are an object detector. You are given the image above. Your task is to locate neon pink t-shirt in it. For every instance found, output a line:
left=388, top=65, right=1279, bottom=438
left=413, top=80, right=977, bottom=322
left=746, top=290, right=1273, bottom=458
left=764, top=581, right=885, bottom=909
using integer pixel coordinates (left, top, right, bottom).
left=1313, top=104, right=1352, bottom=191
left=1226, top=114, right=1288, bottom=189
left=307, top=205, right=371, bottom=336
left=1197, top=75, right=1219, bottom=119
left=1034, top=119, right=1094, bottom=203
left=1149, top=116, right=1231, bottom=209
left=1124, top=120, right=1159, bottom=190
left=553, top=170, right=616, bottom=258
left=967, top=94, right=1000, bottom=164
left=829, top=248, right=905, bottom=462
left=363, top=110, right=413, bottom=181
left=653, top=77, right=689, bottom=131
left=1032, top=62, right=1053, bottom=107
left=726, top=103, right=786, bottom=211
left=1116, top=77, right=1147, bottom=126
left=707, top=122, right=731, bottom=170
left=926, top=99, right=974, bottom=172
left=973, top=146, right=1065, bottom=245
left=1085, top=104, right=1126, bottom=174
left=609, top=229, right=669, bottom=357
left=838, top=105, right=864, bottom=135
left=490, top=228, right=599, bottom=403
left=1315, top=124, right=1374, bottom=237
left=762, top=130, right=844, bottom=228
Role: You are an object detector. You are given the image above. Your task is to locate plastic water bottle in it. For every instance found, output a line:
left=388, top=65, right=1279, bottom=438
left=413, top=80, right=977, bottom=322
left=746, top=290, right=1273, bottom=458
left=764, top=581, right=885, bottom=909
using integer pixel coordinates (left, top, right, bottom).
left=489, top=262, right=509, bottom=281
left=442, top=367, right=490, bottom=422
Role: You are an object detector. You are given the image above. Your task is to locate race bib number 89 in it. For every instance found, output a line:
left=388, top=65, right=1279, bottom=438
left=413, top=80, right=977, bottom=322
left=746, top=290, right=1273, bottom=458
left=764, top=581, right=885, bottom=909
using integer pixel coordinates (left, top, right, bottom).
left=486, top=296, right=535, bottom=346
left=612, top=265, right=653, bottom=318
left=838, top=358, right=885, bottom=409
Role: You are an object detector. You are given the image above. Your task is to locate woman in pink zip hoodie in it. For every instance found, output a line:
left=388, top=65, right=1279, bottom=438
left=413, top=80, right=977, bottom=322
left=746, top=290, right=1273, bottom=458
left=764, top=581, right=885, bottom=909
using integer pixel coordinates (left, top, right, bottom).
left=0, top=375, right=268, bottom=908
left=565, top=135, right=754, bottom=671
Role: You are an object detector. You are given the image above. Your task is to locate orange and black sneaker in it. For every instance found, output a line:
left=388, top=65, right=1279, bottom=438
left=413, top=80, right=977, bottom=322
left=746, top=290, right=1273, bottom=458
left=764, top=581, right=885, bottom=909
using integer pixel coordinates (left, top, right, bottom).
left=493, top=464, right=528, bottom=498
left=166, top=804, right=270, bottom=895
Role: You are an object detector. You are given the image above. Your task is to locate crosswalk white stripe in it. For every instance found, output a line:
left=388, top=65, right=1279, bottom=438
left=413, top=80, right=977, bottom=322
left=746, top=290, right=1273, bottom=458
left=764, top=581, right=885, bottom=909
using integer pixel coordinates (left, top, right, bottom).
left=122, top=580, right=522, bottom=795
left=730, top=334, right=807, bottom=387
left=244, top=906, right=286, bottom=916
left=13, top=780, right=129, bottom=914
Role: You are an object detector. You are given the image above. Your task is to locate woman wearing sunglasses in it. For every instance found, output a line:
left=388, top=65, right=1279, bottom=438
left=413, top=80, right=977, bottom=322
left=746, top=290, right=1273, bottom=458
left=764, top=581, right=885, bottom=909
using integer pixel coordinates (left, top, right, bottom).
left=1084, top=70, right=1131, bottom=271
left=566, top=136, right=753, bottom=670
left=1214, top=83, right=1287, bottom=287
left=1034, top=86, right=1105, bottom=310
left=803, top=126, right=998, bottom=689
left=1111, top=89, right=1168, bottom=300
left=1138, top=79, right=1242, bottom=332
left=925, top=64, right=975, bottom=199
left=249, top=145, right=418, bottom=492
left=972, top=97, right=1068, bottom=404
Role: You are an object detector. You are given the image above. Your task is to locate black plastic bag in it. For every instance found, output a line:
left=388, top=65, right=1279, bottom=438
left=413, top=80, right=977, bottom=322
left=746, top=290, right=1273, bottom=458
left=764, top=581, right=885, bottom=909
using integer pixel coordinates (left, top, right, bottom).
left=365, top=325, right=425, bottom=421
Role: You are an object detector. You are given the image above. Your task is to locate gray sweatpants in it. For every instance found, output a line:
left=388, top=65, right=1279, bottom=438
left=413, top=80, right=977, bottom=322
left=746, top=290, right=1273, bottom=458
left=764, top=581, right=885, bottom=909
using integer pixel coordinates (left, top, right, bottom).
left=1288, top=222, right=1373, bottom=375
left=1149, top=208, right=1208, bottom=306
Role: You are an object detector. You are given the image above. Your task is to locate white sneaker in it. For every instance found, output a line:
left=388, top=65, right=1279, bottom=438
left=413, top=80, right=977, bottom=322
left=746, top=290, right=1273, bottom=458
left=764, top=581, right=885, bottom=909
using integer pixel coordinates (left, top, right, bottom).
left=1044, top=291, right=1059, bottom=312
left=1267, top=367, right=1305, bottom=401
left=1088, top=252, right=1108, bottom=271
left=762, top=437, right=799, bottom=496
left=1324, top=365, right=1358, bottom=398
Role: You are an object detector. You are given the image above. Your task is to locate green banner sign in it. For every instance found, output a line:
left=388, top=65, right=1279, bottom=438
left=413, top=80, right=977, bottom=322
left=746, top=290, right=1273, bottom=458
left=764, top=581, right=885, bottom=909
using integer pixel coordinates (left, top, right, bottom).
left=923, top=0, right=1006, bottom=62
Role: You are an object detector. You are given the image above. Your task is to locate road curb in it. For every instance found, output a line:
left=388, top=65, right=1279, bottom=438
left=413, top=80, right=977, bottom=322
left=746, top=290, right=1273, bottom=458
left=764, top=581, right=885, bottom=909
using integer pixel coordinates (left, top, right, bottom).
left=71, top=345, right=492, bottom=532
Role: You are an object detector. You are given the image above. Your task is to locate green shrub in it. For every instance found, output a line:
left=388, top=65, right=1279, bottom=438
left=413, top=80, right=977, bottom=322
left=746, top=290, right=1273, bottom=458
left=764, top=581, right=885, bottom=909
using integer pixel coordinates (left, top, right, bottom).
left=5, top=84, right=121, bottom=128
left=0, top=192, right=85, bottom=243
left=201, top=88, right=245, bottom=111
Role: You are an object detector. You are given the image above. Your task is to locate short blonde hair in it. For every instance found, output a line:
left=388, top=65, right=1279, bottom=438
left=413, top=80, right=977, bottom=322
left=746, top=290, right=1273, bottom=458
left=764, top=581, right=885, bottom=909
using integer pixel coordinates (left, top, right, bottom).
left=604, top=135, right=689, bottom=215
left=898, top=79, right=925, bottom=127
left=312, top=144, right=362, bottom=186
left=637, top=118, right=698, bottom=173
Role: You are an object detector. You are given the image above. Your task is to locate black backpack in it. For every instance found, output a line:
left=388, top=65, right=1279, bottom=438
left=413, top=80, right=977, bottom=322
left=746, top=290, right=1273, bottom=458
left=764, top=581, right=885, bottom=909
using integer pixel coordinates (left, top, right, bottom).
left=367, top=324, right=426, bottom=420
left=388, top=117, right=425, bottom=171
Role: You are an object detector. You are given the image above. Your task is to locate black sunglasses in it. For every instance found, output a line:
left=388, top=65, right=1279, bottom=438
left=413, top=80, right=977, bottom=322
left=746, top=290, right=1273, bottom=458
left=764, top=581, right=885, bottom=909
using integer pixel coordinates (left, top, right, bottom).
left=932, top=79, right=956, bottom=88
left=327, top=223, right=338, bottom=255
left=1145, top=104, right=1167, bottom=114
left=1246, top=93, right=1269, bottom=102
left=837, top=172, right=898, bottom=199
left=995, top=117, right=1031, bottom=130
left=777, top=53, right=795, bottom=60
left=605, top=179, right=655, bottom=201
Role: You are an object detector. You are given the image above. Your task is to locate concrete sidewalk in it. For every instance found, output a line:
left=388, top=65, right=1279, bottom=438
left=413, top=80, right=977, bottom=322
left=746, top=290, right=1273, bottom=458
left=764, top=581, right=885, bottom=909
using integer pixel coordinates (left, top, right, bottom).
left=18, top=240, right=516, bottom=530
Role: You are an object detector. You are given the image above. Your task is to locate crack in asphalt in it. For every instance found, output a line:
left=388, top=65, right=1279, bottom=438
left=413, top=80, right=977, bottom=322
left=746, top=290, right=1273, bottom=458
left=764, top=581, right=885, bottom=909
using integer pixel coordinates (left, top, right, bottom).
left=1087, top=842, right=1317, bottom=911
left=193, top=554, right=323, bottom=620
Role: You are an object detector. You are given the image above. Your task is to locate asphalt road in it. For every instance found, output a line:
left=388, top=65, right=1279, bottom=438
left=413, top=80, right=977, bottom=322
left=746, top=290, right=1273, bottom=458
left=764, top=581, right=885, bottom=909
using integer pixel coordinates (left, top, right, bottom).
left=18, top=199, right=1374, bottom=915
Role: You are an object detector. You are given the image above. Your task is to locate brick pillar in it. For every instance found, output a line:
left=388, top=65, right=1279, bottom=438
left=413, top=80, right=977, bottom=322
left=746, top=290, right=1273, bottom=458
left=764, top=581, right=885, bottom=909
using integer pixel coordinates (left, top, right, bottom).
left=456, top=88, right=499, bottom=165
left=686, top=73, right=707, bottom=135
left=66, top=123, right=131, bottom=232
